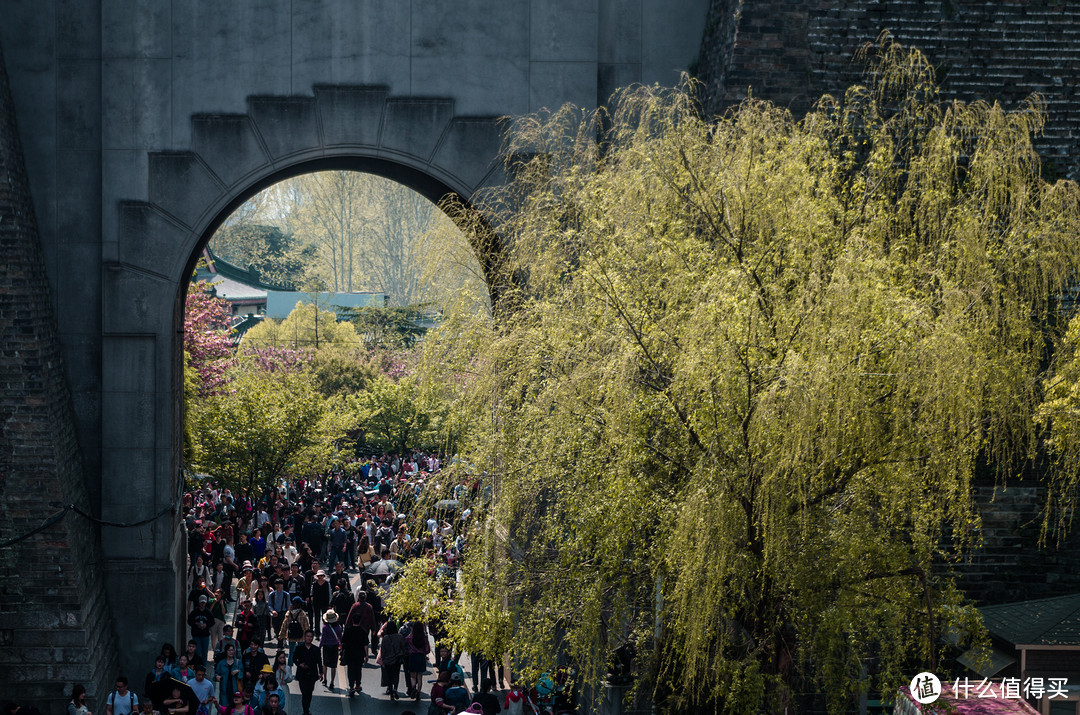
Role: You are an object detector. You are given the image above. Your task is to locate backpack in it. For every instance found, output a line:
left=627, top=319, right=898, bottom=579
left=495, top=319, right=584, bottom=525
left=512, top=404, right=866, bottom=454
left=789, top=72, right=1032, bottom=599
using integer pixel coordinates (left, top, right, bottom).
left=446, top=685, right=470, bottom=707
left=287, top=611, right=304, bottom=640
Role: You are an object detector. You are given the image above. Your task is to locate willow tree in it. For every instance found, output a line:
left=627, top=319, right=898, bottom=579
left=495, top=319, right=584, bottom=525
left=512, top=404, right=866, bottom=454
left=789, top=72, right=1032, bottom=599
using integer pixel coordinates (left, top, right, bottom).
left=431, top=37, right=1080, bottom=713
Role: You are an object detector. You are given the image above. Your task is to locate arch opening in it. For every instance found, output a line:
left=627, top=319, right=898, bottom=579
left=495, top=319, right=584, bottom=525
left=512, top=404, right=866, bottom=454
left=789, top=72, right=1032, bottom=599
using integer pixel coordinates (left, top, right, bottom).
left=178, top=163, right=492, bottom=502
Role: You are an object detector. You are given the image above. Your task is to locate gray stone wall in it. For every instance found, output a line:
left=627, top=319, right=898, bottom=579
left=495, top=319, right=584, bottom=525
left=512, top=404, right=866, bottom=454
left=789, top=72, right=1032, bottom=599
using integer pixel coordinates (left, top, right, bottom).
left=701, top=0, right=1080, bottom=181
left=0, top=42, right=118, bottom=711
left=956, top=481, right=1080, bottom=605
left=0, top=0, right=714, bottom=695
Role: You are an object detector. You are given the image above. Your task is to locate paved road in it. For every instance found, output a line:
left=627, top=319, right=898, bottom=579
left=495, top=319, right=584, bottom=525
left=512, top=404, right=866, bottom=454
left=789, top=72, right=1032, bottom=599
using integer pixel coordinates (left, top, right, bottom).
left=228, top=570, right=499, bottom=715
left=281, top=657, right=433, bottom=715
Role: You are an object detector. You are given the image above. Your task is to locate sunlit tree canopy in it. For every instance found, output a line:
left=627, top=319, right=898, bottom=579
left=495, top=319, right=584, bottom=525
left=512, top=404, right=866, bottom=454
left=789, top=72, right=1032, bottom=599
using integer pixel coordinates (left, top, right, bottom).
left=424, top=36, right=1080, bottom=713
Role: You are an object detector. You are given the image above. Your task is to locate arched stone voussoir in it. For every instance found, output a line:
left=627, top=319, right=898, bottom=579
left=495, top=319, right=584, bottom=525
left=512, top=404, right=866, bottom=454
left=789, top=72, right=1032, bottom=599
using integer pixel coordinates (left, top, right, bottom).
left=191, top=114, right=272, bottom=188
left=248, top=95, right=321, bottom=161
left=102, top=262, right=178, bottom=335
left=431, top=116, right=506, bottom=194
left=380, top=97, right=456, bottom=163
left=315, top=85, right=389, bottom=148
left=117, top=201, right=198, bottom=279
left=148, top=152, right=227, bottom=230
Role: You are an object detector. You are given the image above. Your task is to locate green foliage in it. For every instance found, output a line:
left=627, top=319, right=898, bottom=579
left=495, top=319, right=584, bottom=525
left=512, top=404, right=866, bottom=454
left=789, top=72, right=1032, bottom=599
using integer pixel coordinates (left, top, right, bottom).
left=338, top=304, right=431, bottom=349
left=433, top=36, right=1080, bottom=713
left=382, top=557, right=455, bottom=623
left=209, top=223, right=314, bottom=288
left=1036, top=309, right=1080, bottom=541
left=187, top=369, right=349, bottom=497
left=347, top=376, right=445, bottom=454
left=308, top=349, right=379, bottom=397
left=242, top=301, right=361, bottom=350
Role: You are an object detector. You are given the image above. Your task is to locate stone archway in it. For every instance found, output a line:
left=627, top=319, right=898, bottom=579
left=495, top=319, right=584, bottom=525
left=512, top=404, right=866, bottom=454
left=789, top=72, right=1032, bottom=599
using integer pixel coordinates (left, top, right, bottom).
left=100, top=86, right=504, bottom=675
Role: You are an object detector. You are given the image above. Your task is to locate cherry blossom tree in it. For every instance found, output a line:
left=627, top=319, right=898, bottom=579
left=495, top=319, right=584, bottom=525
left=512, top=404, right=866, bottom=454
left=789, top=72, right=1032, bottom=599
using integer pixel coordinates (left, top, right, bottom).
left=184, top=280, right=235, bottom=396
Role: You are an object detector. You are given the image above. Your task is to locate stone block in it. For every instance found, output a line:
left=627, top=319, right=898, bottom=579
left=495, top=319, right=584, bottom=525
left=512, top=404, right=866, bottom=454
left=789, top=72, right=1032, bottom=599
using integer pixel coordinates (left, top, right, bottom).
left=248, top=96, right=321, bottom=160
left=641, top=0, right=710, bottom=86
left=148, top=152, right=225, bottom=229
left=103, top=0, right=171, bottom=59
left=50, top=663, right=91, bottom=680
left=380, top=98, right=455, bottom=162
left=315, top=85, right=388, bottom=148
left=132, top=59, right=172, bottom=149
left=101, top=392, right=155, bottom=450
left=292, top=0, right=411, bottom=90
left=103, top=150, right=149, bottom=251
left=191, top=115, right=270, bottom=187
left=101, top=336, right=155, bottom=394
left=102, top=263, right=174, bottom=335
left=529, top=61, right=598, bottom=113
left=102, top=60, right=134, bottom=150
left=100, top=564, right=182, bottom=677
left=62, top=334, right=101, bottom=394
left=169, top=0, right=293, bottom=147
left=477, top=162, right=508, bottom=193
left=532, top=0, right=599, bottom=62
left=57, top=150, right=102, bottom=244
left=599, top=0, right=642, bottom=64
left=57, top=0, right=101, bottom=60
left=599, top=63, right=643, bottom=107
left=431, top=117, right=505, bottom=192
left=57, top=61, right=101, bottom=150
left=56, top=243, right=101, bottom=333
left=118, top=202, right=197, bottom=280
left=410, top=0, right=530, bottom=116
left=100, top=518, right=156, bottom=563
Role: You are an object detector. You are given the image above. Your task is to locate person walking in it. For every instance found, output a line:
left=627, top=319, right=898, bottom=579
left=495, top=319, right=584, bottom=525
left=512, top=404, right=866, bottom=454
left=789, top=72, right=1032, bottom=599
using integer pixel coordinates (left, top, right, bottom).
left=104, top=676, right=139, bottom=715
left=292, top=630, right=322, bottom=715
left=241, top=639, right=269, bottom=693
left=187, top=596, right=215, bottom=664
left=277, top=597, right=309, bottom=668
left=214, top=643, right=241, bottom=704
left=308, top=570, right=331, bottom=635
left=252, top=590, right=272, bottom=645
left=340, top=606, right=368, bottom=698
left=67, top=684, right=91, bottom=715
left=376, top=620, right=406, bottom=701
left=319, top=609, right=343, bottom=691
left=405, top=621, right=430, bottom=700
left=267, top=581, right=290, bottom=648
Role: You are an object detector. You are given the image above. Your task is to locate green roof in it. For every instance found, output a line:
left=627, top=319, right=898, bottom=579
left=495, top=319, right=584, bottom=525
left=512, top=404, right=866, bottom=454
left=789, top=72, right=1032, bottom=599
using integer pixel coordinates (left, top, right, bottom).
left=980, top=592, right=1080, bottom=646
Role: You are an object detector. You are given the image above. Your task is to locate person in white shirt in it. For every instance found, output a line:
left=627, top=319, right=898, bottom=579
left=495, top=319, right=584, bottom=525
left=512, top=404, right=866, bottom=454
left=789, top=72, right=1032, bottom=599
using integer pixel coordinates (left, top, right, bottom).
left=187, top=666, right=215, bottom=704
left=105, top=676, right=138, bottom=715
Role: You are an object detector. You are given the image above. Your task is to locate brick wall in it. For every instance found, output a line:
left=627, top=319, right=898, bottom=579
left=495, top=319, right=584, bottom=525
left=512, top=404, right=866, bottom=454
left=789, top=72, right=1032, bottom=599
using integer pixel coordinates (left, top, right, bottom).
left=0, top=42, right=118, bottom=711
left=701, top=0, right=1080, bottom=180
left=954, top=481, right=1080, bottom=604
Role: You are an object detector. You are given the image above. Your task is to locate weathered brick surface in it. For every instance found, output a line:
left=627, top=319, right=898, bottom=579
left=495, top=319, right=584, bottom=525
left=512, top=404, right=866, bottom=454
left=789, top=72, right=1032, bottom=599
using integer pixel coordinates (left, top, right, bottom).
left=0, top=42, right=118, bottom=711
left=954, top=480, right=1080, bottom=605
left=701, top=0, right=1080, bottom=180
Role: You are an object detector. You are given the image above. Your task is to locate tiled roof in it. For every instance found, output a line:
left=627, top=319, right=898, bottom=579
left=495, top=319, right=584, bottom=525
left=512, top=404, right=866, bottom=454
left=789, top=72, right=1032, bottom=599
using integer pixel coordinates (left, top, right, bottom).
left=980, top=593, right=1080, bottom=646
left=208, top=275, right=266, bottom=302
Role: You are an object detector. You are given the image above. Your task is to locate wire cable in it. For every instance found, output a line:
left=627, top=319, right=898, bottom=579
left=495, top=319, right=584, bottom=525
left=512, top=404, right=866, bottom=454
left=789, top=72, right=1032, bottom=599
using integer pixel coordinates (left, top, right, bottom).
left=0, top=502, right=175, bottom=549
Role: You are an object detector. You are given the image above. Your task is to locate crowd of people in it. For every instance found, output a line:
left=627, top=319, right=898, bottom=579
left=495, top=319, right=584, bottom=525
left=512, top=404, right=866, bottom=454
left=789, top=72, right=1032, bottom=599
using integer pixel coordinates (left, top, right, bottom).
left=61, top=451, right=574, bottom=715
